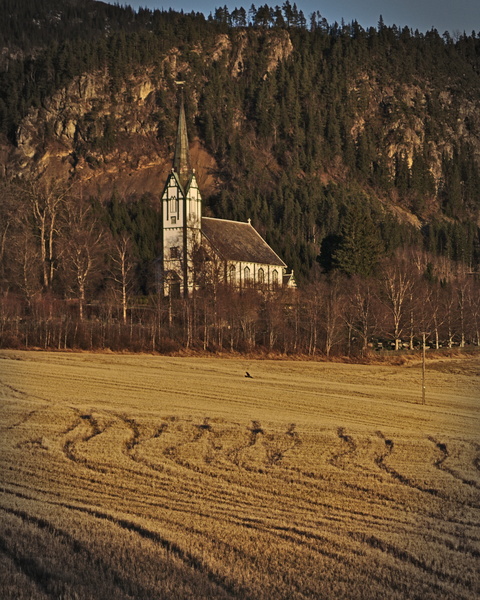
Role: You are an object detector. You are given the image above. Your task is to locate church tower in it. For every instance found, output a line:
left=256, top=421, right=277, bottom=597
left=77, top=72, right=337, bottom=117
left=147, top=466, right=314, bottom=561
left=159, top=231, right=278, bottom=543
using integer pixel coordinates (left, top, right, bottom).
left=161, top=85, right=202, bottom=297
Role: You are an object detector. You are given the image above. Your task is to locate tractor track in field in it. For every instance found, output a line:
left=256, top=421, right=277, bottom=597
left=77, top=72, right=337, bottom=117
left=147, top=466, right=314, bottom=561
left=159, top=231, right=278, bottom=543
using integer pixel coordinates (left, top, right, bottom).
left=0, top=488, right=245, bottom=599
left=120, top=415, right=214, bottom=472
left=329, top=427, right=357, bottom=468
left=428, top=436, right=480, bottom=491
left=0, top=379, right=52, bottom=408
left=348, top=531, right=476, bottom=597
left=120, top=416, right=302, bottom=475
left=59, top=411, right=166, bottom=481
left=0, top=505, right=145, bottom=599
left=0, top=483, right=270, bottom=569
left=2, top=409, right=39, bottom=432
left=49, top=505, right=244, bottom=599
left=225, top=422, right=261, bottom=468
left=225, top=421, right=302, bottom=470
left=374, top=431, right=445, bottom=498
left=472, top=443, right=480, bottom=473
left=62, top=412, right=107, bottom=471
left=4, top=478, right=480, bottom=561
left=373, top=432, right=480, bottom=507
left=1, top=351, right=479, bottom=600
left=0, top=532, right=52, bottom=599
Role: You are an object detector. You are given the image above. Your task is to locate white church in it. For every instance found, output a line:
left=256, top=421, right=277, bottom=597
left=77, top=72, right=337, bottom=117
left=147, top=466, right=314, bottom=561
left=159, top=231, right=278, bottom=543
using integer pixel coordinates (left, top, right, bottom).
left=159, top=93, right=295, bottom=297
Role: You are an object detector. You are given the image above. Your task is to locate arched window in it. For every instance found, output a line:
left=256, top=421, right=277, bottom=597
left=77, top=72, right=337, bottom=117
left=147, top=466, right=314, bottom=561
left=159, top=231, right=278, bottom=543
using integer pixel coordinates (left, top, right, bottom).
left=169, top=196, right=178, bottom=214
left=258, top=267, right=265, bottom=285
left=244, top=266, right=251, bottom=284
left=272, top=269, right=279, bottom=288
left=228, top=264, right=236, bottom=284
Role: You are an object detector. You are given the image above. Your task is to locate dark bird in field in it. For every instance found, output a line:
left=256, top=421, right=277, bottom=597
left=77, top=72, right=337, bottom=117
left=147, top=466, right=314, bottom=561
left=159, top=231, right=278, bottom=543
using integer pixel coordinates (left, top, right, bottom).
left=245, top=372, right=253, bottom=378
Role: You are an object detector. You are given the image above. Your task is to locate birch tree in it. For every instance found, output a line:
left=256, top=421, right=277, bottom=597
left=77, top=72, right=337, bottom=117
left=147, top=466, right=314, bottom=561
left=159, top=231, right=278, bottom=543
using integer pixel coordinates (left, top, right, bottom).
left=107, top=232, right=136, bottom=324
left=59, top=199, right=104, bottom=320
left=318, top=274, right=345, bottom=357
left=344, top=277, right=379, bottom=354
left=19, top=178, right=70, bottom=290
left=379, top=253, right=415, bottom=350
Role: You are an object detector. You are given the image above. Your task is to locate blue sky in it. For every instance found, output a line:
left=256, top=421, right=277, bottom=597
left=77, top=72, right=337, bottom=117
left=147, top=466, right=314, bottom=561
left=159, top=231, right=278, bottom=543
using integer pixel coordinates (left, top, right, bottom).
left=108, top=1, right=479, bottom=35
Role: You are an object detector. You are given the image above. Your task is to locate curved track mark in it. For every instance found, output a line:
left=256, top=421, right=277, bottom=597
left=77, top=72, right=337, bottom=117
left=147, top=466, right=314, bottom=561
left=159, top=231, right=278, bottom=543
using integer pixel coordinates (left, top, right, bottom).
left=328, top=427, right=357, bottom=468
left=0, top=505, right=144, bottom=598
left=64, top=504, right=241, bottom=599
left=350, top=531, right=475, bottom=593
left=62, top=413, right=107, bottom=472
left=428, top=437, right=480, bottom=491
left=374, top=432, right=440, bottom=498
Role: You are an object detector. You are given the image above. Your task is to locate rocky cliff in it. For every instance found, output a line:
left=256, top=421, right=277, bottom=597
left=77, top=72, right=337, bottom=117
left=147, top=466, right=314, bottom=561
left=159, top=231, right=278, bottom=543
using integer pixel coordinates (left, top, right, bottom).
left=3, top=28, right=295, bottom=200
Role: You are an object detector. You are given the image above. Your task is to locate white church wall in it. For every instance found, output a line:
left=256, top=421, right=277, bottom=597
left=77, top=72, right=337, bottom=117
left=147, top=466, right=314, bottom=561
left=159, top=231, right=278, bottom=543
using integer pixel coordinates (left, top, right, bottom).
left=227, top=260, right=284, bottom=290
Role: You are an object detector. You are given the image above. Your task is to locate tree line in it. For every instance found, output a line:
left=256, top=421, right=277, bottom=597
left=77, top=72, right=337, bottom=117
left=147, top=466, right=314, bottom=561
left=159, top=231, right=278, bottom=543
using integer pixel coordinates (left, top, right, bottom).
left=0, top=179, right=478, bottom=355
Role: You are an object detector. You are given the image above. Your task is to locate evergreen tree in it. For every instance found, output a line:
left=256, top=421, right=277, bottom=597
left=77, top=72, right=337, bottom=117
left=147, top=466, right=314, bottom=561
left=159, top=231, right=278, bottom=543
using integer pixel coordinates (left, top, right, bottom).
left=332, top=200, right=384, bottom=277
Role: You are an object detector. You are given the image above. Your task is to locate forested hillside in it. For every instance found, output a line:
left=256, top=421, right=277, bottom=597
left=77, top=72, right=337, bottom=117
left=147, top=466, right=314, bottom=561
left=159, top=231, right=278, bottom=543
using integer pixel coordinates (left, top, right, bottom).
left=0, top=1, right=479, bottom=354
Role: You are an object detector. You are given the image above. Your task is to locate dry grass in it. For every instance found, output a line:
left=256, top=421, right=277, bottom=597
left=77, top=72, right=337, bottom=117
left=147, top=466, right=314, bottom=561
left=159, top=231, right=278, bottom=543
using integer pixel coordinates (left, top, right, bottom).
left=0, top=350, right=479, bottom=599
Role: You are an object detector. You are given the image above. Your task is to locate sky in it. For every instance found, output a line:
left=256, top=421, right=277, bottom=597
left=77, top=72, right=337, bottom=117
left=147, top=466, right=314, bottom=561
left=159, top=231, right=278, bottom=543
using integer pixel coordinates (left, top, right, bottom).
left=106, top=0, right=480, bottom=35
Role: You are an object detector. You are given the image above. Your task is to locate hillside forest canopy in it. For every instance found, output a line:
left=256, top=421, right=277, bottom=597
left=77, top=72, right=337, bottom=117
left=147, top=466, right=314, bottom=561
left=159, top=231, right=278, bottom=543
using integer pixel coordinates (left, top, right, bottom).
left=0, top=1, right=479, bottom=354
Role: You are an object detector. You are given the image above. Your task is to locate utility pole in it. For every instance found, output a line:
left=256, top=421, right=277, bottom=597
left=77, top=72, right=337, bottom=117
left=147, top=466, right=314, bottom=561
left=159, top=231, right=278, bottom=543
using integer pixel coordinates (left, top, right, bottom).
left=422, top=331, right=426, bottom=405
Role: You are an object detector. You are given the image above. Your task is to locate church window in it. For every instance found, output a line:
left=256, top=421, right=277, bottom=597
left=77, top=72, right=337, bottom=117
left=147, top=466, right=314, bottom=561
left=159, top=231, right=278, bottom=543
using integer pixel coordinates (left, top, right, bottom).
left=244, top=266, right=251, bottom=283
left=272, top=269, right=279, bottom=288
left=258, top=268, right=265, bottom=285
left=228, top=264, right=236, bottom=283
left=169, top=196, right=178, bottom=214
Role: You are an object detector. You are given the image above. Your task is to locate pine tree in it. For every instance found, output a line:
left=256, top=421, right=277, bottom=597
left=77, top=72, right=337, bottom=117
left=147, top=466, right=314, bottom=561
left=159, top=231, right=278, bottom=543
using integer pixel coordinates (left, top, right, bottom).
left=332, top=201, right=384, bottom=277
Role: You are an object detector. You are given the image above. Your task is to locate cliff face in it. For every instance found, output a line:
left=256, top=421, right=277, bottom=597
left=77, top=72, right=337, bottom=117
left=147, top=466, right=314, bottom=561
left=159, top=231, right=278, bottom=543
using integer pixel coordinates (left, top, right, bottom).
left=3, top=29, right=294, bottom=199
left=350, top=75, right=480, bottom=170
left=8, top=68, right=198, bottom=198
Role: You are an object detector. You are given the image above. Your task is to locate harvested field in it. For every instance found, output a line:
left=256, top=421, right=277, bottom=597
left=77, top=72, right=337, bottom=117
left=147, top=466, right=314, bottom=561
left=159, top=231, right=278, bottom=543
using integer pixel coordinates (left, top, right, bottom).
left=0, top=350, right=479, bottom=599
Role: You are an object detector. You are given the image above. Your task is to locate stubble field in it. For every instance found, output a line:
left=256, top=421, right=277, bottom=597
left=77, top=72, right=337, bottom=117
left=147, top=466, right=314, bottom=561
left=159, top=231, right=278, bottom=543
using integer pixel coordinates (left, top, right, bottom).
left=0, top=350, right=479, bottom=599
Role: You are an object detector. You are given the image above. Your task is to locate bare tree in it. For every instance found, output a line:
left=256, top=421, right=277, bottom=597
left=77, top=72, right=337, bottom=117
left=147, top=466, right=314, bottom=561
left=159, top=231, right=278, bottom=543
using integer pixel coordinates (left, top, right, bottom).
left=466, top=276, right=480, bottom=346
left=107, top=232, right=136, bottom=324
left=441, top=284, right=459, bottom=348
left=235, top=289, right=260, bottom=351
left=59, top=198, right=104, bottom=320
left=318, top=273, right=345, bottom=357
left=283, top=288, right=302, bottom=353
left=343, top=276, right=379, bottom=354
left=425, top=282, right=445, bottom=349
left=260, top=289, right=286, bottom=351
left=11, top=220, right=43, bottom=303
left=193, top=242, right=225, bottom=349
left=455, top=269, right=470, bottom=348
left=16, top=178, right=70, bottom=290
left=303, top=282, right=320, bottom=355
left=379, top=253, right=415, bottom=350
left=0, top=181, right=17, bottom=288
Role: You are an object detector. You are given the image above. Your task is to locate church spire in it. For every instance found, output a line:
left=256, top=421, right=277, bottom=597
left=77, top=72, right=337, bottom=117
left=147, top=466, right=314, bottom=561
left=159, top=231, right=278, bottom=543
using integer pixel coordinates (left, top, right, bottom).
left=173, top=82, right=191, bottom=191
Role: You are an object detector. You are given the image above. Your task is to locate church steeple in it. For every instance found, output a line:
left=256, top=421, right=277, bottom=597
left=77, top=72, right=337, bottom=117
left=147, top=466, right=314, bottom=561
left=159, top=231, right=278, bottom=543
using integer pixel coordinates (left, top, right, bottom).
left=173, top=83, right=190, bottom=190
left=160, top=82, right=202, bottom=298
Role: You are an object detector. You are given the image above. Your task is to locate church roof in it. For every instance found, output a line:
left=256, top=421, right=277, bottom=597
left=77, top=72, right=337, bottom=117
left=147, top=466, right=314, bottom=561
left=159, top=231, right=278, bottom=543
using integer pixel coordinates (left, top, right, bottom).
left=201, top=217, right=286, bottom=267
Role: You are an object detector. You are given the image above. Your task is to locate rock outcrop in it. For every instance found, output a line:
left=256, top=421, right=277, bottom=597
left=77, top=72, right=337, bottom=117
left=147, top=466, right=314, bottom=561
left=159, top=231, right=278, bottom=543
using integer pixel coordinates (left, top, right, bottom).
left=4, top=29, right=296, bottom=199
